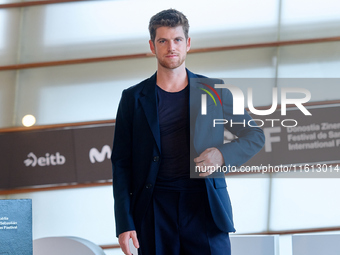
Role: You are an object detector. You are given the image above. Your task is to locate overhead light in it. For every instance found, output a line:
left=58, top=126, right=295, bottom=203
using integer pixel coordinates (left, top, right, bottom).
left=22, top=115, right=36, bottom=127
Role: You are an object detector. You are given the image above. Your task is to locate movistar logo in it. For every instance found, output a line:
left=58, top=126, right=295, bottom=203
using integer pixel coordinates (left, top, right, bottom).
left=199, top=82, right=222, bottom=115
left=24, top=152, right=66, bottom=167
left=89, top=145, right=111, bottom=163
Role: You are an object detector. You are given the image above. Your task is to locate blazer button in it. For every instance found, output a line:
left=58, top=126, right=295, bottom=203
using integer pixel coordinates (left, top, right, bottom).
left=145, top=183, right=153, bottom=189
left=153, top=156, right=159, bottom=162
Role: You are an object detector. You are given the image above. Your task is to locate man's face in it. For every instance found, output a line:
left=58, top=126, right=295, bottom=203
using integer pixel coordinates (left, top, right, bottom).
left=149, top=26, right=191, bottom=70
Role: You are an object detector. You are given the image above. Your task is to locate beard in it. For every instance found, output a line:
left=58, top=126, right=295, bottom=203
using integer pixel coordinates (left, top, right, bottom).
left=157, top=53, right=186, bottom=70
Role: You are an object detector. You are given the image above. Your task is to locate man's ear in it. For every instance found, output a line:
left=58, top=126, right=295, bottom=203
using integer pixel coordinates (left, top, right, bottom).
left=186, top=37, right=191, bottom=52
left=149, top=40, right=155, bottom=54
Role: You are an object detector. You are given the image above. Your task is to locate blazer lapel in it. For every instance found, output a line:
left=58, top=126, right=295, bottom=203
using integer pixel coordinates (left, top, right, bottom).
left=188, top=70, right=202, bottom=140
left=189, top=71, right=224, bottom=154
left=138, top=69, right=203, bottom=154
left=139, top=73, right=161, bottom=153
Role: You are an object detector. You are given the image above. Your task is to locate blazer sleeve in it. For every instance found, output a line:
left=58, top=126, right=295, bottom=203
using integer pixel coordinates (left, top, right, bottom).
left=111, top=89, right=136, bottom=237
left=216, top=87, right=265, bottom=167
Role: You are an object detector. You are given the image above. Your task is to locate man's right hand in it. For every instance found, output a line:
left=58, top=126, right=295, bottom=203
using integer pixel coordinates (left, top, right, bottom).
left=118, top=230, right=139, bottom=255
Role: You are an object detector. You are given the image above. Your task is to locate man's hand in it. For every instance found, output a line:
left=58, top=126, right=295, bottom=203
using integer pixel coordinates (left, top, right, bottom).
left=118, top=230, right=139, bottom=255
left=194, top=147, right=224, bottom=177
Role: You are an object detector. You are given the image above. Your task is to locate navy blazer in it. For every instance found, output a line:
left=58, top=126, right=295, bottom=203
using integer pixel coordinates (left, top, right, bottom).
left=111, top=69, right=265, bottom=237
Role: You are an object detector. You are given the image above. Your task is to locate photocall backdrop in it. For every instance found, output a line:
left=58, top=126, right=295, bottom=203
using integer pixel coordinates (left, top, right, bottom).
left=0, top=124, right=114, bottom=189
left=1, top=104, right=340, bottom=189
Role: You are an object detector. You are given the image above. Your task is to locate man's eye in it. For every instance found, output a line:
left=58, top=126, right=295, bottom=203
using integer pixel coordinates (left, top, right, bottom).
left=175, top=38, right=182, bottom=42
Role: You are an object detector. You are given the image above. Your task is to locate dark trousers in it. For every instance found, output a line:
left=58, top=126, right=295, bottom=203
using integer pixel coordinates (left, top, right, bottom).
left=138, top=185, right=231, bottom=255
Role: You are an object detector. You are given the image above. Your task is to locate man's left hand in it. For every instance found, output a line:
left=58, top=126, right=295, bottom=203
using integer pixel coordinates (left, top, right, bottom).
left=194, top=147, right=224, bottom=177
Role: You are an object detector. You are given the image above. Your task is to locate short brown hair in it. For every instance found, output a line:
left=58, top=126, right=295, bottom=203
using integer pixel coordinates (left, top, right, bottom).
left=149, top=9, right=189, bottom=43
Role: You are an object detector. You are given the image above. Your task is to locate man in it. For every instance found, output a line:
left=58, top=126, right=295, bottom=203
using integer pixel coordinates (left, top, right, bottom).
left=111, top=9, right=265, bottom=255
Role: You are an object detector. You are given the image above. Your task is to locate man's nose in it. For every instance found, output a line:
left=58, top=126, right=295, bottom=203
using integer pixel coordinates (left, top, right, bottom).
left=168, top=40, right=175, bottom=51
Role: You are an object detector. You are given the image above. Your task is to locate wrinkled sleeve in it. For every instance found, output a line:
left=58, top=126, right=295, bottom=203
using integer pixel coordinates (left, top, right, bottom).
left=111, top=89, right=136, bottom=237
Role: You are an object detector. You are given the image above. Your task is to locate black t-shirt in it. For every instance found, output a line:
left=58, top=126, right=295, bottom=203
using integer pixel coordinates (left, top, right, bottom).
left=156, top=85, right=190, bottom=182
